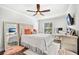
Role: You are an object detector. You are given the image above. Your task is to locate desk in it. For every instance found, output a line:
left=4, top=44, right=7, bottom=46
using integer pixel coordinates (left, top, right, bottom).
left=53, top=34, right=77, bottom=49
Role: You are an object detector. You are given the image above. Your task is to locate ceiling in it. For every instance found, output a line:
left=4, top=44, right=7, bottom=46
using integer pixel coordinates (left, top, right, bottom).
left=0, top=4, right=70, bottom=20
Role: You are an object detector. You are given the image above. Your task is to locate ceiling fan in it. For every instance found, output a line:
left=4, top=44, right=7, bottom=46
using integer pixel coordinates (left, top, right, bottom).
left=26, top=4, right=50, bottom=16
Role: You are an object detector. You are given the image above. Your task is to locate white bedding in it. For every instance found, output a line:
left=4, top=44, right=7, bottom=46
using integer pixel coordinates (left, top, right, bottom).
left=21, top=34, right=58, bottom=55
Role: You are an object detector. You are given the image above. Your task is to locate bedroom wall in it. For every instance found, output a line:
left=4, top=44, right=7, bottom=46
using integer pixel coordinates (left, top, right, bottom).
left=0, top=18, right=4, bottom=51
left=0, top=6, right=37, bottom=25
left=0, top=6, right=38, bottom=52
left=74, top=5, right=79, bottom=27
left=38, top=15, right=67, bottom=34
left=38, top=4, right=76, bottom=34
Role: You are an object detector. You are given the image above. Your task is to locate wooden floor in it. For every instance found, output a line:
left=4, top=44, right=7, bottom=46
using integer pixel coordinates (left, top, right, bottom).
left=0, top=46, right=28, bottom=55
left=0, top=51, right=5, bottom=55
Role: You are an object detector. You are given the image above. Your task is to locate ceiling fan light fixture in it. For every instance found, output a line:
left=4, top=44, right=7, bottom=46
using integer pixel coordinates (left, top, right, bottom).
left=26, top=4, right=50, bottom=16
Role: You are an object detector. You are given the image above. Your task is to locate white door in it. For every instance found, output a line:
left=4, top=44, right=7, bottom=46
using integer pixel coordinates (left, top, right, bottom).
left=4, top=22, right=19, bottom=50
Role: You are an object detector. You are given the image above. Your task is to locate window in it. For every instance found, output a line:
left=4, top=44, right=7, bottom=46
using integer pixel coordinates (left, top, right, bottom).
left=44, top=22, right=52, bottom=34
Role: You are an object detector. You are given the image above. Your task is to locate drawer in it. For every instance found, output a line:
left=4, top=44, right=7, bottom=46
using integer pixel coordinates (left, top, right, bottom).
left=61, top=37, right=77, bottom=45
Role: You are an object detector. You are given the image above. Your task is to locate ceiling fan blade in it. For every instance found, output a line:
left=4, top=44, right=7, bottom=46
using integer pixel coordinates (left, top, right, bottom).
left=26, top=4, right=50, bottom=16
left=40, top=9, right=50, bottom=12
left=26, top=10, right=36, bottom=12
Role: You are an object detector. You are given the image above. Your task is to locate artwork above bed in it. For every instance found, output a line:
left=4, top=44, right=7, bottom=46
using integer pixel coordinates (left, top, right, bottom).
left=20, top=24, right=37, bottom=35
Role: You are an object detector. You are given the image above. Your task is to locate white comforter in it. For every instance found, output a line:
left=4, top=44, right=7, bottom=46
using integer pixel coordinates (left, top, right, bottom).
left=21, top=34, right=59, bottom=54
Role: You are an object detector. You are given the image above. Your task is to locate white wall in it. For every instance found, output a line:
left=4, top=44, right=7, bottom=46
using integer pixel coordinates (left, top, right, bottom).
left=66, top=5, right=76, bottom=16
left=0, top=18, right=4, bottom=51
left=38, top=15, right=67, bottom=33
left=74, top=5, right=79, bottom=27
left=38, top=4, right=77, bottom=34
left=67, top=4, right=79, bottom=29
left=0, top=6, right=37, bottom=24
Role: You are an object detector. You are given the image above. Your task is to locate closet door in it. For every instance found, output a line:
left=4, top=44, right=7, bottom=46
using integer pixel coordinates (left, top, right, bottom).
left=4, top=22, right=19, bottom=50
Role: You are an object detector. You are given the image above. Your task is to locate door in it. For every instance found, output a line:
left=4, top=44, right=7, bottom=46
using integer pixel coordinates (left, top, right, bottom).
left=3, top=22, right=19, bottom=50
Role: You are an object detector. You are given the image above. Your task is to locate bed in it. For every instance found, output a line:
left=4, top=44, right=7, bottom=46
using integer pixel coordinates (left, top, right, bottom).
left=21, top=34, right=59, bottom=55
